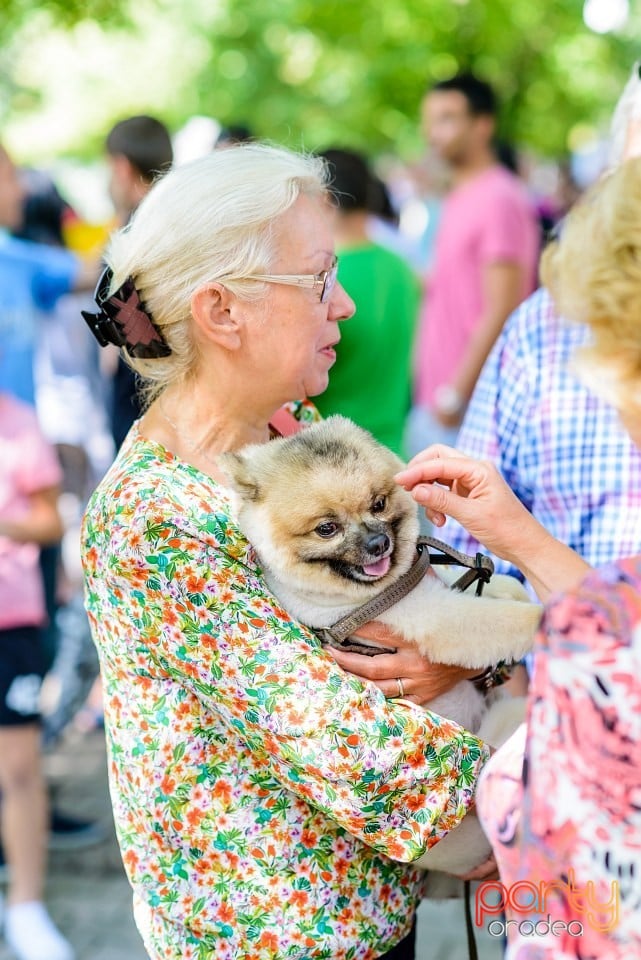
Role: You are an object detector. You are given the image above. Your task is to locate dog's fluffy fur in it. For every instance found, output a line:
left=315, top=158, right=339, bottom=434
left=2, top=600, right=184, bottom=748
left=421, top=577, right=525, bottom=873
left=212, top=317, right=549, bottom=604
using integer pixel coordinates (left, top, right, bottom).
left=220, top=416, right=540, bottom=875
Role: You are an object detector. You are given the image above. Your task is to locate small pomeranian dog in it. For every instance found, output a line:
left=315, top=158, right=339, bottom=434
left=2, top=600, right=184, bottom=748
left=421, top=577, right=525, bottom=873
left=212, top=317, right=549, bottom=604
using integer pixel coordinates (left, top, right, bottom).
left=220, top=416, right=540, bottom=876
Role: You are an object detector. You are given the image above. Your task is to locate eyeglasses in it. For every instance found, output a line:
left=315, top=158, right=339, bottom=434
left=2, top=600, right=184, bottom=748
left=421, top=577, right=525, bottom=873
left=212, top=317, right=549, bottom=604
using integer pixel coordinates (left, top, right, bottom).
left=224, top=256, right=339, bottom=303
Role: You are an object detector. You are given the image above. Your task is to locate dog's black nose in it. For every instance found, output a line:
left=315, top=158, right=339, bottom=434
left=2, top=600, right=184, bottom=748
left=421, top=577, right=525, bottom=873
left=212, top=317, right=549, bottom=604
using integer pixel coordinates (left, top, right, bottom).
left=365, top=533, right=390, bottom=556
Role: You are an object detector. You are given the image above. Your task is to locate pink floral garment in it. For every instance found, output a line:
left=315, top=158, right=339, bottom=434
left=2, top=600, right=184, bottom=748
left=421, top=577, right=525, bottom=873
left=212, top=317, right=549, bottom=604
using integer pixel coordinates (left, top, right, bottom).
left=81, top=404, right=488, bottom=960
left=477, top=558, right=641, bottom=959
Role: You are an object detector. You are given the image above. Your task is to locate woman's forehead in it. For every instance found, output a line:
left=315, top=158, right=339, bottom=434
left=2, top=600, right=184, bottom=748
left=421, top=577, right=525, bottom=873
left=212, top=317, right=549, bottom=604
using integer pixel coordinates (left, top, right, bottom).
left=274, top=196, right=334, bottom=260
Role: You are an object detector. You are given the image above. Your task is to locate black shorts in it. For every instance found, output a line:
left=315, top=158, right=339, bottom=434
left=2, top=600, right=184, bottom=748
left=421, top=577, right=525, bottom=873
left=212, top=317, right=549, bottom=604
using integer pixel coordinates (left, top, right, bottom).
left=0, top=625, right=46, bottom=727
left=378, top=921, right=416, bottom=960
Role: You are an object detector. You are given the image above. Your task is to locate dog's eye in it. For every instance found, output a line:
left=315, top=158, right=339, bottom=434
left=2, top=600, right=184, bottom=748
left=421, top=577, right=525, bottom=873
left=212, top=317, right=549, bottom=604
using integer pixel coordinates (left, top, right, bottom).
left=315, top=521, right=340, bottom=538
left=371, top=496, right=387, bottom=514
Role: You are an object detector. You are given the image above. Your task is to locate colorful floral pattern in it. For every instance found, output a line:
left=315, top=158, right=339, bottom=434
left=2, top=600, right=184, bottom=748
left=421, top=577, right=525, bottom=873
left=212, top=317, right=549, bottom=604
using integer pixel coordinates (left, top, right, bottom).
left=81, top=405, right=488, bottom=960
left=477, top=558, right=641, bottom=959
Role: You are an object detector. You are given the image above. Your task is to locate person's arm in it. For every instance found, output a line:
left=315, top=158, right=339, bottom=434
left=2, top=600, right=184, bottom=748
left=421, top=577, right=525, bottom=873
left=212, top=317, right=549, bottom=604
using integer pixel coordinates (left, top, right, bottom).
left=0, top=409, right=64, bottom=546
left=0, top=486, right=62, bottom=545
left=29, top=245, right=99, bottom=311
left=395, top=448, right=590, bottom=603
left=436, top=260, right=527, bottom=429
left=107, top=511, right=490, bottom=863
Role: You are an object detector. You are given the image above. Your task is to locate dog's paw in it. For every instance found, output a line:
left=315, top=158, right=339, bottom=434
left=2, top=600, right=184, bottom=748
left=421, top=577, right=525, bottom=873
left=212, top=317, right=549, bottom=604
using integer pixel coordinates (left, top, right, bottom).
left=486, top=574, right=531, bottom=603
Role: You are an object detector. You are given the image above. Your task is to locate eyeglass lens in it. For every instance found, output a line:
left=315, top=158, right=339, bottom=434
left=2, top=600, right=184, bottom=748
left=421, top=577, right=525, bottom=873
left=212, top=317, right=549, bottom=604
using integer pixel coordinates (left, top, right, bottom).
left=321, top=261, right=338, bottom=303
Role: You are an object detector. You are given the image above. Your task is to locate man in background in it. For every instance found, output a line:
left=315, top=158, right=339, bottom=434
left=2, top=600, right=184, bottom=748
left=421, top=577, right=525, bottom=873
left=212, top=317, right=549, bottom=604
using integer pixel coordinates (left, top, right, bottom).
left=442, top=63, right=641, bottom=574
left=104, top=116, right=173, bottom=448
left=407, top=73, right=539, bottom=454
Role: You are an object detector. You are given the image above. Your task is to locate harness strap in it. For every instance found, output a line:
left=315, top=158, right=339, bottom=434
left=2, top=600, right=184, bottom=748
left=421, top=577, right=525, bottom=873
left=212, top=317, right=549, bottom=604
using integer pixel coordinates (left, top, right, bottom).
left=420, top=535, right=494, bottom=595
left=315, top=536, right=494, bottom=654
left=315, top=543, right=431, bottom=649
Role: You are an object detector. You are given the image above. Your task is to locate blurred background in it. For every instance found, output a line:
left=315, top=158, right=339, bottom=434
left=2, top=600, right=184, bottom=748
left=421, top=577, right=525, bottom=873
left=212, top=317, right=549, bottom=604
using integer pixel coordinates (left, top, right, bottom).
left=0, top=1, right=639, bottom=958
left=2, top=0, right=640, bottom=229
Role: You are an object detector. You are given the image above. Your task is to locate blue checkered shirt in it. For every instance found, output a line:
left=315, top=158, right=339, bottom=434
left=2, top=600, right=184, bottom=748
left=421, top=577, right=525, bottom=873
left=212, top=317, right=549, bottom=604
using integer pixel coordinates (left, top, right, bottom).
left=444, top=287, right=641, bottom=581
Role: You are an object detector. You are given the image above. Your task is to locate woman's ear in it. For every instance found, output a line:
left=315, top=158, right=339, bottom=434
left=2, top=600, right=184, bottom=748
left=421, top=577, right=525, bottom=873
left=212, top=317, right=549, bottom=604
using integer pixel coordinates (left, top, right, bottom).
left=190, top=283, right=242, bottom=350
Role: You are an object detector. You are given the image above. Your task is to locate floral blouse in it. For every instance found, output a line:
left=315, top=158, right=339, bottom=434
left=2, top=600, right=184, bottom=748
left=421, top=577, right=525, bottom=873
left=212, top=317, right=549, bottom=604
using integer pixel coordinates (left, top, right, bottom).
left=477, top=558, right=641, bottom=959
left=81, top=405, right=488, bottom=960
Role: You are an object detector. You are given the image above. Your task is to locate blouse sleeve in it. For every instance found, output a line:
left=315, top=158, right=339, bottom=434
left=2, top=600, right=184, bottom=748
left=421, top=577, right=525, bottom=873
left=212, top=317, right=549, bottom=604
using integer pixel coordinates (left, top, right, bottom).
left=109, top=504, right=489, bottom=864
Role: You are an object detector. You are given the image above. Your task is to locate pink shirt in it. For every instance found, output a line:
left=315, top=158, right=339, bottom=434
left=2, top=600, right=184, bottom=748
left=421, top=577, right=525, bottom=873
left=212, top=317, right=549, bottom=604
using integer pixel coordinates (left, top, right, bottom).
left=415, top=165, right=539, bottom=408
left=0, top=394, right=62, bottom=629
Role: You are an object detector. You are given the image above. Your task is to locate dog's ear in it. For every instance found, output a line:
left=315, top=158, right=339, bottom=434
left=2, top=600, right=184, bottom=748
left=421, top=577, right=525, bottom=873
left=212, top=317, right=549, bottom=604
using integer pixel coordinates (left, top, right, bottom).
left=218, top=451, right=261, bottom=501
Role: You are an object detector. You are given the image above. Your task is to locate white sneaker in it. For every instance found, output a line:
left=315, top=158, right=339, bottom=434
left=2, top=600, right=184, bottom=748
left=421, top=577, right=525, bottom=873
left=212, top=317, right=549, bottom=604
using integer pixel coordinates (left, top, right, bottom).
left=4, top=901, right=74, bottom=960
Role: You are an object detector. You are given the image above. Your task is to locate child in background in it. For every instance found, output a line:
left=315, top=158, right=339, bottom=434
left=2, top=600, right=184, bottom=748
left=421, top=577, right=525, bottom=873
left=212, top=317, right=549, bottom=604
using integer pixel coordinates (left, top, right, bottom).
left=0, top=391, right=74, bottom=960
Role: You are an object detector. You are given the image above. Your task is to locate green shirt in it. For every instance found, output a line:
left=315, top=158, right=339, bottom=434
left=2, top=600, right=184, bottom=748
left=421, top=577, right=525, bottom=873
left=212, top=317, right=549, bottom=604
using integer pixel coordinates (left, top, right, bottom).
left=315, top=241, right=420, bottom=457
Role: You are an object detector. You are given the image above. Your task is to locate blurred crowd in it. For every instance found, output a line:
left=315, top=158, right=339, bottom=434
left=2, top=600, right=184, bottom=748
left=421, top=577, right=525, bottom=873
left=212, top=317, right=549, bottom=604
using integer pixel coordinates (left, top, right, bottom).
left=0, top=69, right=603, bottom=960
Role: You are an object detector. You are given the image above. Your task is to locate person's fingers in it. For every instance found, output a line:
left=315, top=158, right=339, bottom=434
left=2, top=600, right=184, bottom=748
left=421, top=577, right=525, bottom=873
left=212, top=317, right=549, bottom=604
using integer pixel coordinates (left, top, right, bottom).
left=325, top=648, right=421, bottom=701
left=411, top=482, right=461, bottom=519
left=457, top=853, right=499, bottom=882
left=403, top=443, right=463, bottom=470
left=395, top=464, right=448, bottom=490
left=351, top=620, right=399, bottom=646
left=374, top=678, right=414, bottom=700
left=327, top=647, right=403, bottom=681
left=427, top=510, right=446, bottom=527
left=352, top=622, right=430, bottom=652
left=395, top=457, right=478, bottom=489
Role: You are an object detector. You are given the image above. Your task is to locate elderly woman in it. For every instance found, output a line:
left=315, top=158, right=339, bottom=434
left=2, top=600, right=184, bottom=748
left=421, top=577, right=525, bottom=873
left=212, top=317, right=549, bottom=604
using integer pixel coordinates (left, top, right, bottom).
left=395, top=158, right=641, bottom=957
left=80, top=144, right=490, bottom=960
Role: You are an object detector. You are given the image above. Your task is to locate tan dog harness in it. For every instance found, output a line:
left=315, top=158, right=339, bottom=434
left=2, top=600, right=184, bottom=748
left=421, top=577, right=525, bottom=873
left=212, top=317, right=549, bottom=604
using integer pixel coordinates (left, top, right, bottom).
left=314, top=536, right=495, bottom=655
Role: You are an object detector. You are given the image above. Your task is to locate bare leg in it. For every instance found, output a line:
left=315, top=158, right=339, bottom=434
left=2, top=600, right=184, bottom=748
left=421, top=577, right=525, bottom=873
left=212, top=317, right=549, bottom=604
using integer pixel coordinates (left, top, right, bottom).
left=0, top=724, right=48, bottom=904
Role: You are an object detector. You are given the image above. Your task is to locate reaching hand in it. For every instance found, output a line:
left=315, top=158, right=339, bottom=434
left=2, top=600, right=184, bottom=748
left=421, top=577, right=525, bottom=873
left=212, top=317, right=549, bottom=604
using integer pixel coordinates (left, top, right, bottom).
left=326, top=621, right=479, bottom=705
left=394, top=445, right=545, bottom=567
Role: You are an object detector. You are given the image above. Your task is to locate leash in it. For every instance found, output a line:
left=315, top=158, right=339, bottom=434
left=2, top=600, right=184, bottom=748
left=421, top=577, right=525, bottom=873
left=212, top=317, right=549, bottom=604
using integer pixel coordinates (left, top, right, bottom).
left=464, top=880, right=479, bottom=960
left=315, top=535, right=494, bottom=654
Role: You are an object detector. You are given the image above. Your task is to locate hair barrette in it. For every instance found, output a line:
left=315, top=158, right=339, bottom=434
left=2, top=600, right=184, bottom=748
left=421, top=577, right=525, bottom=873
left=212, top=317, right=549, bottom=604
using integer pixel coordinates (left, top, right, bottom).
left=81, top=265, right=171, bottom=359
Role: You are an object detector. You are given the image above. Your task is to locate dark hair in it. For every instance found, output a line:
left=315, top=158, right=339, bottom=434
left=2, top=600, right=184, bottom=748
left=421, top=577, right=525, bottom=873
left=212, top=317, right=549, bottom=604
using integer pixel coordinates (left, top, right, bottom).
left=106, top=115, right=173, bottom=183
left=368, top=173, right=398, bottom=225
left=215, top=124, right=254, bottom=147
left=430, top=73, right=497, bottom=117
left=496, top=140, right=518, bottom=174
left=318, top=147, right=375, bottom=212
left=13, top=169, right=71, bottom=246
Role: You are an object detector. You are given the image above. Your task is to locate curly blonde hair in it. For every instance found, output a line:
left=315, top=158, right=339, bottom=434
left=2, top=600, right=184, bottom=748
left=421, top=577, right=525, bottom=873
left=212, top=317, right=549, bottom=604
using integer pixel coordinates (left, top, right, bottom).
left=541, top=157, right=641, bottom=414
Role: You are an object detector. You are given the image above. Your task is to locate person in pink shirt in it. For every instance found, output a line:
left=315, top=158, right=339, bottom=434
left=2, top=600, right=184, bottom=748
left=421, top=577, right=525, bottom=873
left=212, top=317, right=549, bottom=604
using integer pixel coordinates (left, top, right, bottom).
left=0, top=392, right=74, bottom=960
left=407, top=73, right=540, bottom=454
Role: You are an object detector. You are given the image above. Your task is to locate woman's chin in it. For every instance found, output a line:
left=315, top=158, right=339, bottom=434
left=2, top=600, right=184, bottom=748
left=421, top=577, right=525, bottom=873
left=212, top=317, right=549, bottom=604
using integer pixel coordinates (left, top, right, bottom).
left=305, top=373, right=331, bottom=398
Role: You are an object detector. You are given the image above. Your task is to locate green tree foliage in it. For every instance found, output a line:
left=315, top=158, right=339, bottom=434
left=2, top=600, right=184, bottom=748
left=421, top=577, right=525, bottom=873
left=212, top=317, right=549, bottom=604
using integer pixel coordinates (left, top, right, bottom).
left=191, top=0, right=639, bottom=156
left=1, top=0, right=639, bottom=159
left=0, top=0, right=130, bottom=38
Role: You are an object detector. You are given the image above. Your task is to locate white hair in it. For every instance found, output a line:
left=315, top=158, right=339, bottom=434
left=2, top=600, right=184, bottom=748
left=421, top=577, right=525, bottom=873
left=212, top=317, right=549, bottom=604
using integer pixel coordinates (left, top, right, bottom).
left=105, top=142, right=329, bottom=391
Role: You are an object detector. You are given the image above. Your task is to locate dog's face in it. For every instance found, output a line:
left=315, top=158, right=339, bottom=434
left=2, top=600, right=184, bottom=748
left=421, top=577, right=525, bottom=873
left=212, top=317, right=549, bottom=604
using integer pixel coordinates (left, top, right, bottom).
left=219, top=416, right=420, bottom=602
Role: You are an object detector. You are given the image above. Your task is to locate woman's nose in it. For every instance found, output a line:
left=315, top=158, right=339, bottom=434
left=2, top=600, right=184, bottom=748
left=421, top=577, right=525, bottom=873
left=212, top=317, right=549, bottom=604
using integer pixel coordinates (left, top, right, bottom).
left=329, top=281, right=355, bottom=322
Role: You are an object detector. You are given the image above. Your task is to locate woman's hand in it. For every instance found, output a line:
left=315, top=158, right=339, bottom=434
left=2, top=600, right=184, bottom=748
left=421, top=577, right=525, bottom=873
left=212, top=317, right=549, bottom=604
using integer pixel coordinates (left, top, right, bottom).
left=395, top=445, right=590, bottom=603
left=326, top=621, right=480, bottom=705
left=455, top=851, right=499, bottom=882
left=394, top=445, right=540, bottom=566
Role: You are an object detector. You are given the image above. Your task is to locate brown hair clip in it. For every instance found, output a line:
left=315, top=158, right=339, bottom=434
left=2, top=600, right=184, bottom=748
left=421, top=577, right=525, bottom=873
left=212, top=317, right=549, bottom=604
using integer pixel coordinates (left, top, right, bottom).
left=81, top=266, right=171, bottom=359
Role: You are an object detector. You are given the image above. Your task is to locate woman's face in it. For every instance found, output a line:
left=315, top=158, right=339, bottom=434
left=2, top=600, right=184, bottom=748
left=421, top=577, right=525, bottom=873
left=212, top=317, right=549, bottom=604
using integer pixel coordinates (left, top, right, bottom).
left=242, top=193, right=355, bottom=402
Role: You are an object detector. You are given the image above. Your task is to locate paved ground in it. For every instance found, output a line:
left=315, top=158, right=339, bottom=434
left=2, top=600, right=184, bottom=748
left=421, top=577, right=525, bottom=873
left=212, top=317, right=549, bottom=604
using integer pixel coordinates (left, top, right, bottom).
left=0, top=727, right=504, bottom=959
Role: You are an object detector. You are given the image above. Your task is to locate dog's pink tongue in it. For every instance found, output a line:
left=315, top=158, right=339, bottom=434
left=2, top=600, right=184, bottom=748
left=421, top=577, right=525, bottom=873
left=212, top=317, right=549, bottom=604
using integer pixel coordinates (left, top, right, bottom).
left=362, top=556, right=391, bottom=577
